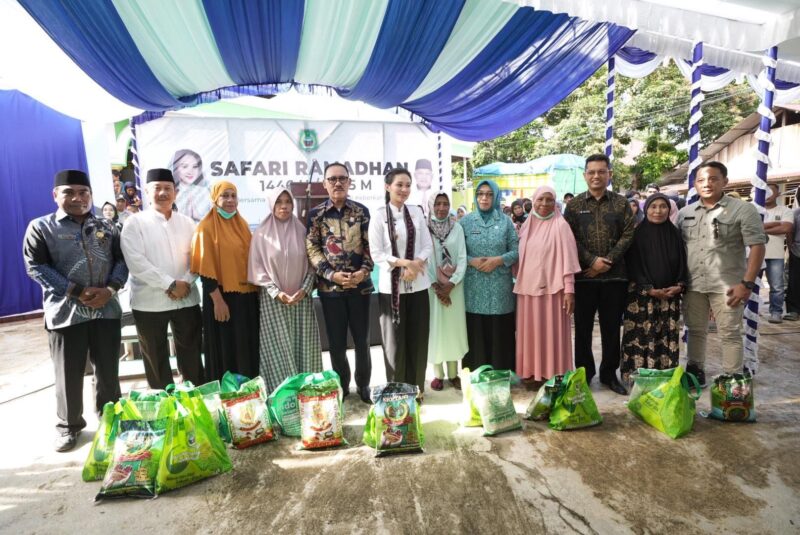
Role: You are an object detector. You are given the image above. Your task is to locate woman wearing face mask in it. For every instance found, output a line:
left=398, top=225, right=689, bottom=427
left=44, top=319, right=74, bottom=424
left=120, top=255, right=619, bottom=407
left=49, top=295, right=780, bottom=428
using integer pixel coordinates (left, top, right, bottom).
left=426, top=192, right=468, bottom=391
left=191, top=181, right=259, bottom=381
left=514, top=186, right=581, bottom=384
left=248, top=188, right=322, bottom=393
left=369, top=168, right=433, bottom=398
left=620, top=193, right=688, bottom=385
left=459, top=179, right=519, bottom=371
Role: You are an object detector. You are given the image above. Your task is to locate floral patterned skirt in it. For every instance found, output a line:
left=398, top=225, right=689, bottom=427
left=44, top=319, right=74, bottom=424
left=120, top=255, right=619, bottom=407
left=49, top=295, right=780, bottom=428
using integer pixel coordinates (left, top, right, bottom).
left=620, top=286, right=681, bottom=384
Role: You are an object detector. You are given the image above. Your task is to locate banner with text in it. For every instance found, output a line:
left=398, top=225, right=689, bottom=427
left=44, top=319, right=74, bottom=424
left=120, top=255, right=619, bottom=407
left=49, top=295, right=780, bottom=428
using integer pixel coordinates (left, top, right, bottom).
left=136, top=117, right=451, bottom=224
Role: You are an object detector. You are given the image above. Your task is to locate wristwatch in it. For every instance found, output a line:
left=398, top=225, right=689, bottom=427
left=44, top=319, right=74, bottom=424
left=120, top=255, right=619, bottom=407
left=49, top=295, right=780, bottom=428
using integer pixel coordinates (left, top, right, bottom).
left=741, top=280, right=756, bottom=291
left=168, top=280, right=178, bottom=293
left=106, top=286, right=118, bottom=296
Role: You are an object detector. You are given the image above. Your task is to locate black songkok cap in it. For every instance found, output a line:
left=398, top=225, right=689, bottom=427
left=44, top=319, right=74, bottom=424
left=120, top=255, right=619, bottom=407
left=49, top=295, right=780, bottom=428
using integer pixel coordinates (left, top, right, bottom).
left=54, top=170, right=90, bottom=188
left=146, top=168, right=175, bottom=183
left=415, top=159, right=432, bottom=171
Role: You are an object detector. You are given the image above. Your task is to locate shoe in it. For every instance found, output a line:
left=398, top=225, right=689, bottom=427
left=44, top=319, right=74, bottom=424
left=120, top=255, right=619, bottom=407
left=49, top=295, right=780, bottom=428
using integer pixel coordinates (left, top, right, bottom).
left=743, top=366, right=755, bottom=377
left=600, top=377, right=627, bottom=396
left=708, top=321, right=717, bottom=333
left=685, top=363, right=707, bottom=388
left=357, top=386, right=372, bottom=404
left=342, top=388, right=350, bottom=399
left=54, top=432, right=78, bottom=452
left=449, top=377, right=462, bottom=390
left=768, top=313, right=783, bottom=324
left=783, top=312, right=799, bottom=321
left=431, top=378, right=444, bottom=391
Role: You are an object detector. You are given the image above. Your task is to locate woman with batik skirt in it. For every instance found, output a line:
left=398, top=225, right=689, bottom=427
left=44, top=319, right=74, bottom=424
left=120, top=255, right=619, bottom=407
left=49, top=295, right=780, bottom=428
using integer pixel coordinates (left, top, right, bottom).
left=620, top=194, right=688, bottom=385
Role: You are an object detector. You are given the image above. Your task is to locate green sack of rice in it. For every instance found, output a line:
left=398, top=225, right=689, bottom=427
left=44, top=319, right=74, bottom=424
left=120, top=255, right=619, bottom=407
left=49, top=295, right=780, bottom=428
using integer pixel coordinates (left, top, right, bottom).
left=155, top=392, right=232, bottom=494
left=95, top=419, right=166, bottom=500
left=549, top=367, right=602, bottom=430
left=82, top=401, right=120, bottom=481
left=363, top=382, right=424, bottom=456
left=627, top=367, right=701, bottom=439
left=524, top=375, right=564, bottom=421
left=708, top=373, right=756, bottom=422
left=269, top=371, right=341, bottom=437
left=471, top=367, right=522, bottom=436
left=297, top=377, right=346, bottom=450
left=220, top=376, right=276, bottom=449
left=459, top=366, right=483, bottom=427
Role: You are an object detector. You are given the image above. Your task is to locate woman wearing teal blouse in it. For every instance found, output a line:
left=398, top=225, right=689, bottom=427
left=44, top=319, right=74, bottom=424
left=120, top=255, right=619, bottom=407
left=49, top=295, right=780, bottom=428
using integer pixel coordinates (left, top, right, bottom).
left=459, top=179, right=519, bottom=370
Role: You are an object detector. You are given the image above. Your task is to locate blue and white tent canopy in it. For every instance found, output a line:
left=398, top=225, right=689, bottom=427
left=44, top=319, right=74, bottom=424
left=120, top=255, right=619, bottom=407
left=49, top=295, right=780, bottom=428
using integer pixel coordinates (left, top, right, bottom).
left=3, top=0, right=636, bottom=139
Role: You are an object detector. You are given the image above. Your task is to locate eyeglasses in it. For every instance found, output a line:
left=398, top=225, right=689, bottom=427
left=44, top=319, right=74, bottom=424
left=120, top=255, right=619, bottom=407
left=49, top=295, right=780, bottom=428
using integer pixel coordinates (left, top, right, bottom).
left=326, top=176, right=349, bottom=184
left=476, top=191, right=494, bottom=198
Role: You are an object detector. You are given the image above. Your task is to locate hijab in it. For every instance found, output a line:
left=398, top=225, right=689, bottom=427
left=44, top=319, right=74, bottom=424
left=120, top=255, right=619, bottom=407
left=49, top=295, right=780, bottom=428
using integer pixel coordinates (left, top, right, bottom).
left=626, top=193, right=688, bottom=289
left=122, top=181, right=138, bottom=204
left=511, top=199, right=527, bottom=225
left=190, top=181, right=256, bottom=294
left=475, top=179, right=501, bottom=222
left=248, top=188, right=309, bottom=295
left=514, top=186, right=581, bottom=297
left=428, top=192, right=456, bottom=243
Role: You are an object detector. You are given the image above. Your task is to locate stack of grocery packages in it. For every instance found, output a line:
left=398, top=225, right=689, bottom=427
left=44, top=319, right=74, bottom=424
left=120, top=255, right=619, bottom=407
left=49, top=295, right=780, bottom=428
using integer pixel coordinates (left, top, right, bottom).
left=83, top=370, right=347, bottom=501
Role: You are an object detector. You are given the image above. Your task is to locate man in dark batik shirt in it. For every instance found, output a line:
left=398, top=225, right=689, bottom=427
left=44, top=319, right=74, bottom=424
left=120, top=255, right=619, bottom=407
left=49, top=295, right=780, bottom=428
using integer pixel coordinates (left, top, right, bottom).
left=564, top=154, right=635, bottom=396
left=23, top=170, right=128, bottom=452
left=306, top=162, right=374, bottom=403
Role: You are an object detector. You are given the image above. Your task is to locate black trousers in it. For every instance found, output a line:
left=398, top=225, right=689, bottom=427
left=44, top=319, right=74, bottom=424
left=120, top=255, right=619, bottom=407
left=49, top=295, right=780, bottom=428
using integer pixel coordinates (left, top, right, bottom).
left=47, top=319, right=122, bottom=434
left=787, top=253, right=800, bottom=315
left=574, top=280, right=627, bottom=383
left=132, top=305, right=204, bottom=390
left=378, top=291, right=430, bottom=392
left=319, top=292, right=371, bottom=391
left=463, top=312, right=516, bottom=371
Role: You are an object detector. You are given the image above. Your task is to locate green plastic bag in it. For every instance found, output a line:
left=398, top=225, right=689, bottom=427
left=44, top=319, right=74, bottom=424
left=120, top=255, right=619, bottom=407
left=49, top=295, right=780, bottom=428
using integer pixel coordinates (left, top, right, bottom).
left=524, top=375, right=564, bottom=421
left=549, top=367, right=602, bottom=430
left=362, top=383, right=424, bottom=456
left=459, top=365, right=488, bottom=427
left=95, top=398, right=170, bottom=501
left=471, top=369, right=522, bottom=436
left=155, top=392, right=232, bottom=494
left=175, top=380, right=232, bottom=443
left=82, top=402, right=120, bottom=481
left=220, top=376, right=276, bottom=449
left=269, top=371, right=341, bottom=437
left=221, top=371, right=250, bottom=393
left=297, top=377, right=346, bottom=450
left=127, top=389, right=169, bottom=402
left=627, top=367, right=701, bottom=439
left=708, top=373, right=756, bottom=422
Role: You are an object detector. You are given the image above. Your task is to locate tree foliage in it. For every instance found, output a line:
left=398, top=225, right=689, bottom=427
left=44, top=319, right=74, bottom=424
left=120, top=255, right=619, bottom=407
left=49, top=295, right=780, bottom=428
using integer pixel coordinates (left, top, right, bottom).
left=461, top=61, right=758, bottom=192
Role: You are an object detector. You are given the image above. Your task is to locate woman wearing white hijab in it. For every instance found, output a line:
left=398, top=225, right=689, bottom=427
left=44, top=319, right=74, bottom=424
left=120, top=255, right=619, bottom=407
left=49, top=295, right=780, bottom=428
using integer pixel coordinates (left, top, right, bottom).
left=426, top=192, right=468, bottom=391
left=248, top=188, right=322, bottom=392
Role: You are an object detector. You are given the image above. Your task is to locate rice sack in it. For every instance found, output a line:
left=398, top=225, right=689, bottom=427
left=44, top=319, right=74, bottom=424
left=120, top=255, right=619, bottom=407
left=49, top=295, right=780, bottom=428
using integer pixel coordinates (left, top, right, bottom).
left=220, top=376, right=275, bottom=449
left=269, top=371, right=341, bottom=437
left=549, top=367, right=602, bottom=430
left=95, top=418, right=166, bottom=501
left=297, top=377, right=346, bottom=450
left=471, top=370, right=522, bottom=436
left=82, top=402, right=120, bottom=482
left=708, top=373, right=756, bottom=422
left=363, top=383, right=423, bottom=456
left=524, top=375, right=564, bottom=421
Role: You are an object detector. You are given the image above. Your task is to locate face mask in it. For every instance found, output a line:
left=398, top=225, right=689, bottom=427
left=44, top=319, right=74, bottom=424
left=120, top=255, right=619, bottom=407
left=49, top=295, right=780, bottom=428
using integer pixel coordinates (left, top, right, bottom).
left=217, top=207, right=237, bottom=219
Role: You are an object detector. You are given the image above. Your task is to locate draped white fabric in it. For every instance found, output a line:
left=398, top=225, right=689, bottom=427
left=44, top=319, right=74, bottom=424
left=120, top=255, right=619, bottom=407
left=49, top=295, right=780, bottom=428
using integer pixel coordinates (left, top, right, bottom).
left=511, top=0, right=800, bottom=55
left=673, top=58, right=739, bottom=92
left=746, top=74, right=800, bottom=105
left=627, top=32, right=800, bottom=84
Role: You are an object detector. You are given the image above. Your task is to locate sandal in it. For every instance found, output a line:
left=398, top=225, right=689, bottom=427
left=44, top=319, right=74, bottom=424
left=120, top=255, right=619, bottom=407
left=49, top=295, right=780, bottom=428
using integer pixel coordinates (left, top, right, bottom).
left=449, top=377, right=462, bottom=390
left=431, top=378, right=444, bottom=391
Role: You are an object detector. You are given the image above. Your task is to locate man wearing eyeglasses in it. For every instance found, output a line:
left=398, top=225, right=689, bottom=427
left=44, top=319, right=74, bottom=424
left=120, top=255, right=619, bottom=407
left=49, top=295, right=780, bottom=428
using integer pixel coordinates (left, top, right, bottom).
left=564, top=154, right=635, bottom=395
left=678, top=161, right=766, bottom=385
left=306, top=162, right=375, bottom=403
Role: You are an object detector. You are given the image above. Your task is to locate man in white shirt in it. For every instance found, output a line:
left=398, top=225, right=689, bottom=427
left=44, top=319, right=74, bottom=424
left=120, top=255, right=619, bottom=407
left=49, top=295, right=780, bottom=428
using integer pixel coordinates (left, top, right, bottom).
left=121, top=168, right=204, bottom=389
left=763, top=184, right=795, bottom=323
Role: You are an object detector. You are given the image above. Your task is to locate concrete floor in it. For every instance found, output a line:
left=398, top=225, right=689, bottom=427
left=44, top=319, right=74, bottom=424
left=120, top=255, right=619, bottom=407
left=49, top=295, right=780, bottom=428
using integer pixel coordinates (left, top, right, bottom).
left=0, top=316, right=798, bottom=535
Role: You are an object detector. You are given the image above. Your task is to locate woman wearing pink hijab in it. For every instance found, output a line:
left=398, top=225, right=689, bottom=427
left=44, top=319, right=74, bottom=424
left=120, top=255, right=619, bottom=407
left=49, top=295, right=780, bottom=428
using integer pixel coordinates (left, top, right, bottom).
left=514, top=186, right=581, bottom=383
left=248, top=188, right=322, bottom=392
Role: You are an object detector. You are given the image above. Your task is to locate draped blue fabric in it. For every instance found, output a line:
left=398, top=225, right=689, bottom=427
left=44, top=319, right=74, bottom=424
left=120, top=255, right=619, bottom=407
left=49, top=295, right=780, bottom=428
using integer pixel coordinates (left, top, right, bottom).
left=202, top=0, right=304, bottom=85
left=405, top=9, right=635, bottom=140
left=18, top=0, right=179, bottom=110
left=776, top=79, right=799, bottom=90
left=338, top=0, right=466, bottom=107
left=618, top=46, right=657, bottom=64
left=0, top=90, right=88, bottom=316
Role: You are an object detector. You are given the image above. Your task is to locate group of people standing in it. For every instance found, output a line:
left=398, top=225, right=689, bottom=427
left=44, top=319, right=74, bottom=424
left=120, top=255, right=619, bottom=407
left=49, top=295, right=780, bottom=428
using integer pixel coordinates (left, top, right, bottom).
left=24, top=152, right=777, bottom=452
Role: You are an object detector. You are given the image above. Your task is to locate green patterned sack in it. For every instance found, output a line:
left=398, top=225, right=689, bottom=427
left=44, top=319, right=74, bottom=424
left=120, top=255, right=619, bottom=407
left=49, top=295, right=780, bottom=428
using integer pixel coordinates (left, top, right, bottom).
left=363, top=382, right=424, bottom=456
left=155, top=392, right=232, bottom=494
left=469, top=366, right=522, bottom=436
left=708, top=373, right=756, bottom=422
left=82, top=402, right=119, bottom=481
left=524, top=375, right=564, bottom=421
left=628, top=367, right=701, bottom=439
left=269, top=371, right=341, bottom=437
left=220, top=376, right=276, bottom=449
left=549, top=368, right=602, bottom=430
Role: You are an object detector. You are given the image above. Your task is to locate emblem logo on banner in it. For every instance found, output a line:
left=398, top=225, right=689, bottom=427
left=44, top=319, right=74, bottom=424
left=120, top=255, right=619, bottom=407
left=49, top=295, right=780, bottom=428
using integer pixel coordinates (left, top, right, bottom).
left=298, top=129, right=318, bottom=152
